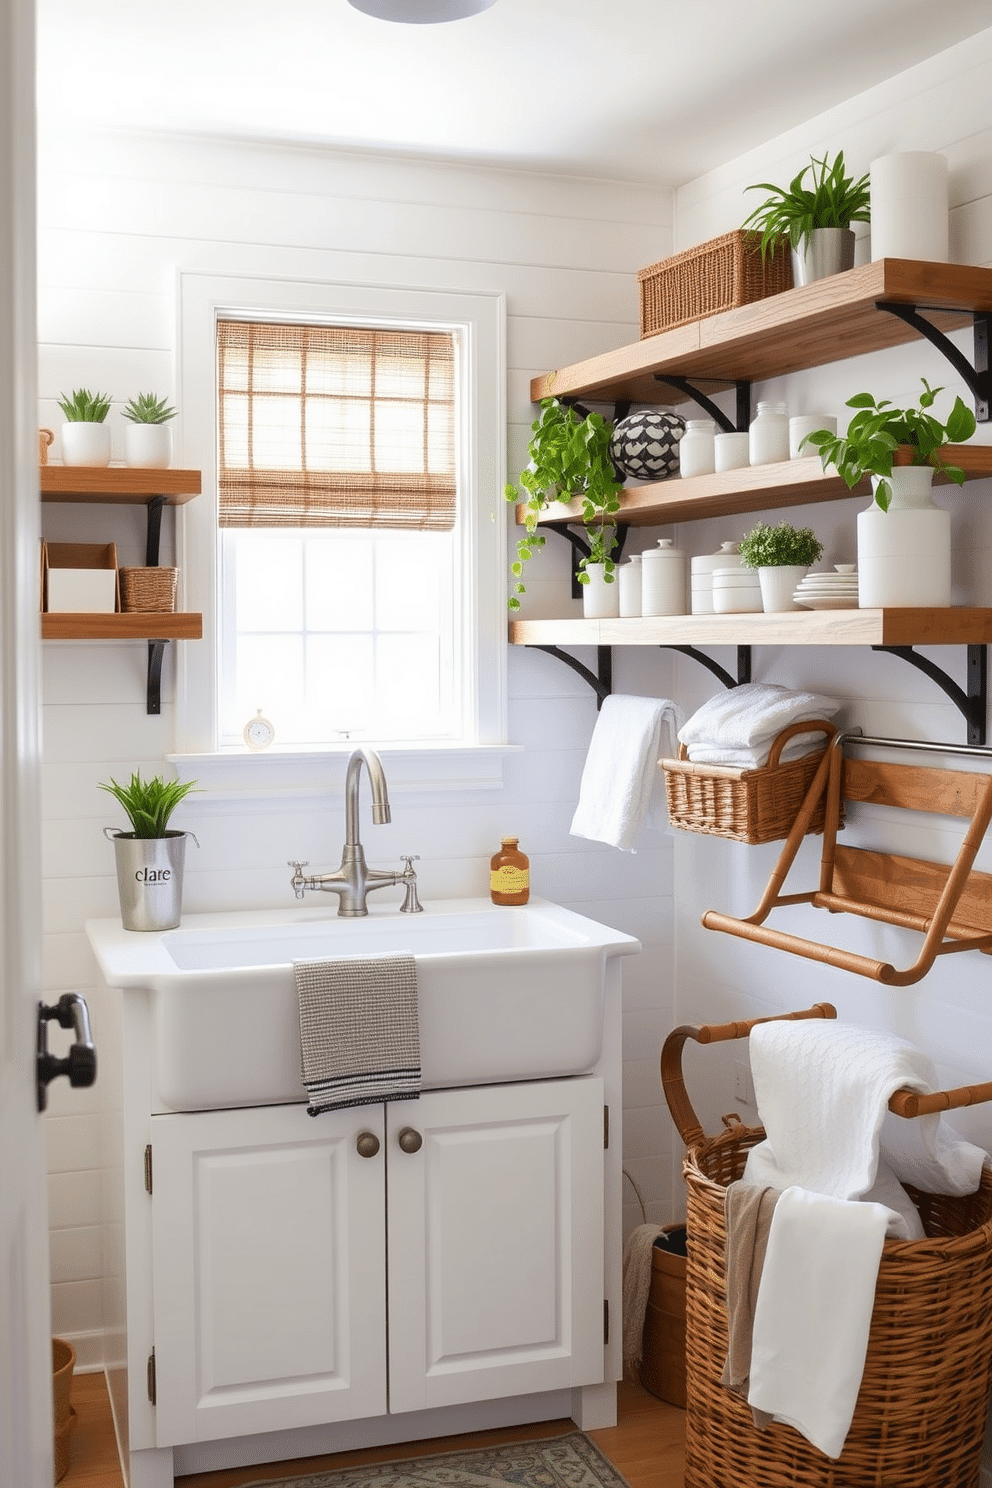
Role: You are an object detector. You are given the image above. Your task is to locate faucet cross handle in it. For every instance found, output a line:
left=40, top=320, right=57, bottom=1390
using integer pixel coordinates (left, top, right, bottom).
left=399, top=855, right=423, bottom=915
left=288, top=860, right=310, bottom=900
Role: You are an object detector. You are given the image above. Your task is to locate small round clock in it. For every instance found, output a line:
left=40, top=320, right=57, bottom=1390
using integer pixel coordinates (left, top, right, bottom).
left=243, top=710, right=275, bottom=751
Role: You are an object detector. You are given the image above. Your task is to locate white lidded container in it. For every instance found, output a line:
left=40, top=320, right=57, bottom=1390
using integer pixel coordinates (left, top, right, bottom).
left=618, top=554, right=642, bottom=617
left=749, top=401, right=790, bottom=465
left=712, top=566, right=762, bottom=614
left=690, top=540, right=742, bottom=615
left=641, top=538, right=686, bottom=616
left=679, top=419, right=716, bottom=478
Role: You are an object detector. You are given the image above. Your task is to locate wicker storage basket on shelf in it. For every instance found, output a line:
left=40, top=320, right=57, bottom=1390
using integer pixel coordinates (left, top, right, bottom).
left=661, top=1010, right=992, bottom=1488
left=637, top=229, right=793, bottom=338
left=119, top=566, right=178, bottom=613
left=660, top=719, right=837, bottom=844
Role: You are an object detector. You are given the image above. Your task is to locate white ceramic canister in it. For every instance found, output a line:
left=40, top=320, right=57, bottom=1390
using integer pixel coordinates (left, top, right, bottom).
left=857, top=467, right=951, bottom=608
left=690, top=541, right=743, bottom=615
left=679, top=419, right=716, bottom=478
left=748, top=401, right=790, bottom=465
left=714, top=431, right=750, bottom=472
left=870, top=152, right=949, bottom=263
left=641, top=538, right=687, bottom=616
left=789, top=414, right=837, bottom=460
left=712, top=566, right=763, bottom=614
left=618, top=554, right=642, bottom=618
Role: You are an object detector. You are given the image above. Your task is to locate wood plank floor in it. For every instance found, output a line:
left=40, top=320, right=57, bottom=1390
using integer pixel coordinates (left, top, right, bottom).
left=61, top=1374, right=685, bottom=1488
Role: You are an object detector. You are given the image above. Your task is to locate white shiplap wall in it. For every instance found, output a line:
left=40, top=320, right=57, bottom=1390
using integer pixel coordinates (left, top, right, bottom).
left=36, top=132, right=680, bottom=1366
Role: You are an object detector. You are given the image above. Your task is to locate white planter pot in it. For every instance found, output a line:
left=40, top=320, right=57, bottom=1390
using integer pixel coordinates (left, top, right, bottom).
left=857, top=466, right=950, bottom=608
left=758, top=565, right=808, bottom=613
left=61, top=422, right=111, bottom=467
left=124, top=422, right=173, bottom=468
left=582, top=563, right=620, bottom=618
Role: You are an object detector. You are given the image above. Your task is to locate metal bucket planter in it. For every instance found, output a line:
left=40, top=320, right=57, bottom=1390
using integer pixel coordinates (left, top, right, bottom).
left=105, top=828, right=198, bottom=931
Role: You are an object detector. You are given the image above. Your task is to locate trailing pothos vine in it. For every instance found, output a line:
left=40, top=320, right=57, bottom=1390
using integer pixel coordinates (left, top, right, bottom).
left=505, top=397, right=623, bottom=611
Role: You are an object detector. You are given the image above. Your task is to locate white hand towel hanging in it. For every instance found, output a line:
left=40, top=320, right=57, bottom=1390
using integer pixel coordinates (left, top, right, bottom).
left=570, top=693, right=683, bottom=851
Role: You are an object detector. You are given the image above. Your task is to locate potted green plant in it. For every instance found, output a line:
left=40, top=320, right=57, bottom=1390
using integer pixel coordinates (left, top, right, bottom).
left=122, top=392, right=177, bottom=469
left=739, top=521, right=824, bottom=613
left=741, top=150, right=870, bottom=286
left=800, top=378, right=976, bottom=609
left=505, top=397, right=623, bottom=615
left=57, top=387, right=113, bottom=468
left=100, top=771, right=199, bottom=931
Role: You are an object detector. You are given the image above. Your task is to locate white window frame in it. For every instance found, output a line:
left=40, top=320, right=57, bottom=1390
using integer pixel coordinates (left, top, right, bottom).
left=173, top=272, right=510, bottom=795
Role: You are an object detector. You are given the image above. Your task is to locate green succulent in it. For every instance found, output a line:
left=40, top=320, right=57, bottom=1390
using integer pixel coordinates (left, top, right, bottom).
left=738, top=522, right=824, bottom=569
left=58, top=388, right=112, bottom=423
left=741, top=150, right=870, bottom=260
left=504, top=397, right=622, bottom=610
left=801, top=378, right=977, bottom=511
left=100, top=771, right=198, bottom=838
left=123, top=392, right=177, bottom=424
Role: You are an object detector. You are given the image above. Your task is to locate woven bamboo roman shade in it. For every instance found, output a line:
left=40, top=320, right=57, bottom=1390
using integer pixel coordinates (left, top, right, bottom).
left=217, top=320, right=456, bottom=530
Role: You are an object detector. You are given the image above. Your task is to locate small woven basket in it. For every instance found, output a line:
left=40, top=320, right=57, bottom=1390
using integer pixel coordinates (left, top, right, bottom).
left=660, top=720, right=837, bottom=844
left=120, top=566, right=178, bottom=613
left=662, top=1018, right=992, bottom=1488
left=638, top=230, right=793, bottom=338
left=52, top=1338, right=76, bottom=1483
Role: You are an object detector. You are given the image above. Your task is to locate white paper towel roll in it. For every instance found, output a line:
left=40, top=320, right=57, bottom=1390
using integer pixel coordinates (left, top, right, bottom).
left=870, top=152, right=948, bottom=263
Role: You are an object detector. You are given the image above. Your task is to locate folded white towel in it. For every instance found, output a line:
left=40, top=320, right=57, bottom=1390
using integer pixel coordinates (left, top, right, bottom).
left=748, top=1187, right=891, bottom=1459
left=683, top=731, right=829, bottom=770
left=678, top=682, right=840, bottom=752
left=570, top=694, right=683, bottom=851
left=743, top=1020, right=989, bottom=1240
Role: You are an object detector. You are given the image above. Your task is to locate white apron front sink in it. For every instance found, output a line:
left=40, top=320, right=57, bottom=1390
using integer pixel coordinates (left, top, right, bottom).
left=86, top=897, right=640, bottom=1112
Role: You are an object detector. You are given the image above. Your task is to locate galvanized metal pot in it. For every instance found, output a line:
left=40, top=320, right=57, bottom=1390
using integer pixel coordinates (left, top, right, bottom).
left=790, top=227, right=856, bottom=286
left=105, top=828, right=198, bottom=931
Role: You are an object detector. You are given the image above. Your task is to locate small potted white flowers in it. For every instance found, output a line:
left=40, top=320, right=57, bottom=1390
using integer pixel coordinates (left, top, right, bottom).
left=122, top=392, right=177, bottom=468
left=738, top=521, right=824, bottom=613
left=58, top=388, right=112, bottom=467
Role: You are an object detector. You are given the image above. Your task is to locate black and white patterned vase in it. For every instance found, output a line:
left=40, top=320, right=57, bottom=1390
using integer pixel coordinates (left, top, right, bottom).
left=610, top=411, right=686, bottom=482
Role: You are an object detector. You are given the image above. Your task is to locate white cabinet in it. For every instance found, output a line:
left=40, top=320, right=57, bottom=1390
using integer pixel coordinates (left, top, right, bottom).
left=148, top=1077, right=604, bottom=1447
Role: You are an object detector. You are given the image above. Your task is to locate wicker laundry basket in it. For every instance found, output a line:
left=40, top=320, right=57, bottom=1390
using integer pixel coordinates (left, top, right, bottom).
left=52, top=1337, right=76, bottom=1483
left=661, top=1010, right=992, bottom=1488
left=637, top=230, right=793, bottom=338
left=660, top=719, right=837, bottom=844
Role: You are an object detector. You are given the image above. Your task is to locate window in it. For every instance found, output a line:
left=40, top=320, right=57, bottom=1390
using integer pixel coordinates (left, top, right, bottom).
left=177, top=275, right=507, bottom=773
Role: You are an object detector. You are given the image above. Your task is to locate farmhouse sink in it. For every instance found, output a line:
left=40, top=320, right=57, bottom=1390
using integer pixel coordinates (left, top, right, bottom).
left=86, top=897, right=639, bottom=1112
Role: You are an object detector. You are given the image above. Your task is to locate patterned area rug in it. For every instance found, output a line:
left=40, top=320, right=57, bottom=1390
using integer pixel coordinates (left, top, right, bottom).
left=241, top=1432, right=631, bottom=1488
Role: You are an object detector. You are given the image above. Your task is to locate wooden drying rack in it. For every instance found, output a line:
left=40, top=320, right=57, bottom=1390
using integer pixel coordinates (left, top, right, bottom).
left=701, top=732, right=992, bottom=985
left=661, top=1004, right=992, bottom=1153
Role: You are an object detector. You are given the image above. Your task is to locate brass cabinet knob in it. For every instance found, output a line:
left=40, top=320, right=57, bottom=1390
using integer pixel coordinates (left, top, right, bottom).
left=356, top=1131, right=380, bottom=1159
left=398, top=1127, right=423, bottom=1154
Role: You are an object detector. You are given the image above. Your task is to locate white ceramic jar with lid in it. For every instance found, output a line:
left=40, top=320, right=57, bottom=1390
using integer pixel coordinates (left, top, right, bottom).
left=690, top=541, right=743, bottom=615
left=618, top=554, right=642, bottom=617
left=749, top=400, right=790, bottom=465
left=641, top=538, right=686, bottom=616
left=679, top=419, right=716, bottom=478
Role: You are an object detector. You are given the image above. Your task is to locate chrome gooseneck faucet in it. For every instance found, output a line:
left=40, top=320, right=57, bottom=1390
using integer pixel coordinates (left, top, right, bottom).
left=288, top=747, right=422, bottom=917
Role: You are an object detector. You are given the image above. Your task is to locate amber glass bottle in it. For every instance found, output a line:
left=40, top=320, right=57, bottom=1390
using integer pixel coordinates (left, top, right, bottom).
left=490, top=836, right=530, bottom=905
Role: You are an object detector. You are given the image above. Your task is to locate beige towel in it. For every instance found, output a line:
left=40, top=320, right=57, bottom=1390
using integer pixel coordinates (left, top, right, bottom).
left=621, top=1223, right=665, bottom=1376
left=720, top=1180, right=779, bottom=1429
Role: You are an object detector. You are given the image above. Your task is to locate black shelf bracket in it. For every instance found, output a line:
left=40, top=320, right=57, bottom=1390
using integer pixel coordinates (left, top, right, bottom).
left=145, top=494, right=166, bottom=566
left=661, top=644, right=751, bottom=689
left=655, top=375, right=751, bottom=433
left=146, top=640, right=168, bottom=716
left=875, top=302, right=992, bottom=422
left=532, top=644, right=612, bottom=709
left=871, top=644, right=988, bottom=746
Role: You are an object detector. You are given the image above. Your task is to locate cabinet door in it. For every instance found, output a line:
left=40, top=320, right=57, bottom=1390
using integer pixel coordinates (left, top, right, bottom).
left=149, top=1102, right=387, bottom=1445
left=387, top=1076, right=604, bottom=1413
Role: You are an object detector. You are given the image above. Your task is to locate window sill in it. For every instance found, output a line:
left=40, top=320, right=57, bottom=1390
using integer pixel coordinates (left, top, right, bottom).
left=166, top=744, right=519, bottom=814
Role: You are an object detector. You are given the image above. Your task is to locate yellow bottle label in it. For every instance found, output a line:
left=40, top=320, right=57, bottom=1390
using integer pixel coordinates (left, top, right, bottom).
left=490, top=865, right=529, bottom=892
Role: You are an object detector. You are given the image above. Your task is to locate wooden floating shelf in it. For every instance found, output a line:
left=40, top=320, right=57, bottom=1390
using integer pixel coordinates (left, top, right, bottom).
left=509, top=608, right=992, bottom=649
left=40, top=467, right=201, bottom=504
left=41, top=612, right=203, bottom=641
left=531, top=259, right=992, bottom=407
left=522, top=446, right=992, bottom=530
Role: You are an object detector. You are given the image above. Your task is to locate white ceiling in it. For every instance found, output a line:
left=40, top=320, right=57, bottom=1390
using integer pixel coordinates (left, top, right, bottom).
left=36, top=0, right=992, bottom=185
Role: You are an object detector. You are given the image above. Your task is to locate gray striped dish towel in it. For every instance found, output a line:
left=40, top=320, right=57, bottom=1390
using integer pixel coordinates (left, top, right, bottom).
left=295, top=953, right=421, bottom=1116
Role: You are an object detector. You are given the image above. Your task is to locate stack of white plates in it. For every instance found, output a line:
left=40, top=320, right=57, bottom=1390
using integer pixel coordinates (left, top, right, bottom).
left=793, top=565, right=859, bottom=610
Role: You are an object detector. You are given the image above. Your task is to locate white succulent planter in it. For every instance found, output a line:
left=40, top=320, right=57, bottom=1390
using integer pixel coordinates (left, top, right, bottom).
left=582, top=563, right=620, bottom=619
left=61, top=421, right=111, bottom=467
left=758, top=564, right=808, bottom=612
left=858, top=467, right=950, bottom=608
left=124, top=423, right=173, bottom=469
